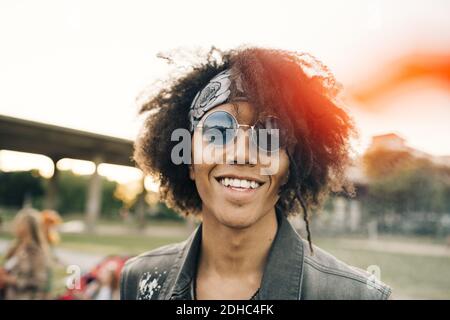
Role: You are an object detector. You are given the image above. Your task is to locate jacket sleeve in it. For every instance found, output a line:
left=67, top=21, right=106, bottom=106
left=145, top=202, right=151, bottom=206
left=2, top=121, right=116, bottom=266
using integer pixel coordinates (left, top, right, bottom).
left=120, top=259, right=136, bottom=300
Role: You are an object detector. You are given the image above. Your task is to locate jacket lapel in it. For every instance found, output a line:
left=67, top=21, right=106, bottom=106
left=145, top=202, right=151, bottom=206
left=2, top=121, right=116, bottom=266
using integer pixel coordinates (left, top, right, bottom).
left=165, top=210, right=305, bottom=300
left=164, top=224, right=202, bottom=300
left=257, top=212, right=305, bottom=300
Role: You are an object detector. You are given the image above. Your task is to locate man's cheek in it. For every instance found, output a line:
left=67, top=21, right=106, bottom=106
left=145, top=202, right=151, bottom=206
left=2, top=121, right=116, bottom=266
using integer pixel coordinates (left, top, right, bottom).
left=195, top=170, right=215, bottom=198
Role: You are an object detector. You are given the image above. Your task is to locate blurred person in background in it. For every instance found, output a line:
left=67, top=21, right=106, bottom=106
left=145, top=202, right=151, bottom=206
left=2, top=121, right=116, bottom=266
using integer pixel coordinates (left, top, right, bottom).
left=40, top=209, right=63, bottom=298
left=0, top=208, right=53, bottom=300
left=83, top=261, right=120, bottom=300
left=40, top=210, right=62, bottom=248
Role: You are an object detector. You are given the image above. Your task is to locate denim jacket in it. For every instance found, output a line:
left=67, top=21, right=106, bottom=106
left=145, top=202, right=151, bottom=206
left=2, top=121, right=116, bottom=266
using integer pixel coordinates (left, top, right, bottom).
left=120, top=210, right=392, bottom=300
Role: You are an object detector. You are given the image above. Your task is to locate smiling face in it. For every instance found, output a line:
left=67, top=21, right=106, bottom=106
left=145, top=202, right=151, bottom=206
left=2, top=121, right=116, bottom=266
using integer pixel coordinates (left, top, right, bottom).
left=189, top=101, right=290, bottom=229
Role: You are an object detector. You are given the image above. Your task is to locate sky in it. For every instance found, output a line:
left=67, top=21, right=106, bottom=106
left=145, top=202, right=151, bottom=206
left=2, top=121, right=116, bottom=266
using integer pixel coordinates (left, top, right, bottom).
left=0, top=0, right=449, bottom=182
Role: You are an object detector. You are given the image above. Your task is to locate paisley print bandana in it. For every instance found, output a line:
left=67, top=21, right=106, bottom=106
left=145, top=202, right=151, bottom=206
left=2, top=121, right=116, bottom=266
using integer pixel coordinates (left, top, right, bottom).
left=188, top=69, right=246, bottom=132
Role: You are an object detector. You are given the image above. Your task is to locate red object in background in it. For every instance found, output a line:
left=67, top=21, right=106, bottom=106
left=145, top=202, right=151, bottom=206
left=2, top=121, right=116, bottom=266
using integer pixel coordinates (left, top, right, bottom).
left=58, top=255, right=130, bottom=300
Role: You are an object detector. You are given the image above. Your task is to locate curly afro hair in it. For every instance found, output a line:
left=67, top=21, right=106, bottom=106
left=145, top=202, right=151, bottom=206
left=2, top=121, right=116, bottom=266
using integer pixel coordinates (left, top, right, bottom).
left=134, top=46, right=356, bottom=250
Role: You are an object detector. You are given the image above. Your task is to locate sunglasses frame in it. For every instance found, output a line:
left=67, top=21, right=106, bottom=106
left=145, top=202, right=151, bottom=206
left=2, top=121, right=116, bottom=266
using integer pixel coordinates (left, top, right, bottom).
left=194, top=110, right=286, bottom=152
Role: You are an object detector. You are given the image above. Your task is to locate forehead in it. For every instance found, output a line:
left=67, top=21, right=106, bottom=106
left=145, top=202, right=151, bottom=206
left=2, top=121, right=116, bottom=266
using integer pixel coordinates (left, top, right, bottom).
left=201, top=101, right=257, bottom=125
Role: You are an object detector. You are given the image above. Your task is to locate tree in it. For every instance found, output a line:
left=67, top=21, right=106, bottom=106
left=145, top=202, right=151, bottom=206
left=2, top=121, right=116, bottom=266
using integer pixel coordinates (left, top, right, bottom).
left=0, top=170, right=44, bottom=207
left=362, top=149, right=450, bottom=233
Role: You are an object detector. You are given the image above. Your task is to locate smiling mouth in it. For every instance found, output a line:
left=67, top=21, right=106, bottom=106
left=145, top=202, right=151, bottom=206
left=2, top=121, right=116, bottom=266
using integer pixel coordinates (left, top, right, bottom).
left=215, top=177, right=264, bottom=190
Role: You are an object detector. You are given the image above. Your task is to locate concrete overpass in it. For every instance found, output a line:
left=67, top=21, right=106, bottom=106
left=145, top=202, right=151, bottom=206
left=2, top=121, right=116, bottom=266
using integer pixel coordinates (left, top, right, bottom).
left=0, top=114, right=142, bottom=232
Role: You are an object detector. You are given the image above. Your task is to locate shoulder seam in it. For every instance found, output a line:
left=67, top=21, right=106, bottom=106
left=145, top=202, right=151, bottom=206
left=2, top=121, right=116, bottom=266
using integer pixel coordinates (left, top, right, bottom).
left=138, top=251, right=180, bottom=258
left=123, top=249, right=181, bottom=269
left=124, top=251, right=179, bottom=267
left=304, top=257, right=389, bottom=296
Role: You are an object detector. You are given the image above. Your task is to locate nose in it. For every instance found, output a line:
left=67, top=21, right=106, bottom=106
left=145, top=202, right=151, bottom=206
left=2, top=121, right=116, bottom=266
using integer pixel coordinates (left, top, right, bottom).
left=225, top=127, right=257, bottom=165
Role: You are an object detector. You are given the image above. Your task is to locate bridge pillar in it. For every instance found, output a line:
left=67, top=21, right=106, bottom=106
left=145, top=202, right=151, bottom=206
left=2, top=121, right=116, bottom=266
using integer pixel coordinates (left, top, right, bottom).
left=135, top=178, right=147, bottom=230
left=85, top=156, right=102, bottom=233
left=44, top=158, right=59, bottom=210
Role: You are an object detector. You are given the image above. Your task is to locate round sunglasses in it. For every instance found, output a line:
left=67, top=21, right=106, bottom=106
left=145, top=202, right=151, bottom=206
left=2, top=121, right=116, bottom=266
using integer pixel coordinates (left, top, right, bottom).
left=195, top=110, right=287, bottom=152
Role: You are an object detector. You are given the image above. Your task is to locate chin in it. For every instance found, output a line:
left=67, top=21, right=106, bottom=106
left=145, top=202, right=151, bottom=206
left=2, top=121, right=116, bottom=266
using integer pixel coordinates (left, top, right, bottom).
left=213, top=205, right=262, bottom=229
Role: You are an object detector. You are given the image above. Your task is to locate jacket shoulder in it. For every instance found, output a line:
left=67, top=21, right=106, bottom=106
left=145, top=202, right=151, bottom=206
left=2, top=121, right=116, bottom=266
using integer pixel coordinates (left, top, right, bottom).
left=301, top=240, right=392, bottom=300
left=120, top=241, right=185, bottom=300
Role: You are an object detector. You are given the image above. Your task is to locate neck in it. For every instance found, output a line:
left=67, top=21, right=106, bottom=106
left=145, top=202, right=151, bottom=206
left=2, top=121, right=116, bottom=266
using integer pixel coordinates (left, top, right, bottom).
left=199, top=207, right=278, bottom=278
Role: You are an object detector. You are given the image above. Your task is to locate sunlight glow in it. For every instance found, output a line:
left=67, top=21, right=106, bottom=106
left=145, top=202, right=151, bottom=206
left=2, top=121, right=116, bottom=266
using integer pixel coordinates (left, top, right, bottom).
left=97, top=163, right=143, bottom=184
left=144, top=176, right=160, bottom=193
left=0, top=150, right=54, bottom=178
left=57, top=158, right=95, bottom=175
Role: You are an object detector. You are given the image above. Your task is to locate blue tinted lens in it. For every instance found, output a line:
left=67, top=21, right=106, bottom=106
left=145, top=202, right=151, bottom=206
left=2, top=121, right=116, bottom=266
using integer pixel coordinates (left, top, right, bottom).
left=202, top=111, right=236, bottom=146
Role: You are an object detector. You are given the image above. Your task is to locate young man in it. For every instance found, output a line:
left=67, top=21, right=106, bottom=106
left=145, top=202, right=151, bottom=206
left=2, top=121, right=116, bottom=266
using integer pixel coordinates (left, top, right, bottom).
left=120, top=47, right=392, bottom=300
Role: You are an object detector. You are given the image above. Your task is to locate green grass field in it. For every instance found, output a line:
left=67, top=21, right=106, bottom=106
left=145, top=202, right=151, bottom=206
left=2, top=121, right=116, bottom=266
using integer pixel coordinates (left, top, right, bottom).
left=58, top=232, right=187, bottom=256
left=314, top=238, right=450, bottom=299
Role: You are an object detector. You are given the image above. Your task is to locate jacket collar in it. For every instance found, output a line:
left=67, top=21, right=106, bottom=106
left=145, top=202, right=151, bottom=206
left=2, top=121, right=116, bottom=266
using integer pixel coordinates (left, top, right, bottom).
left=167, top=209, right=305, bottom=300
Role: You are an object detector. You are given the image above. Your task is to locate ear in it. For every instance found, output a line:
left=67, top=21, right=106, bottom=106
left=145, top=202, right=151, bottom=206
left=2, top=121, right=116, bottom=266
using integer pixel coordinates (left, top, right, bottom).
left=188, top=165, right=195, bottom=181
left=280, top=168, right=290, bottom=186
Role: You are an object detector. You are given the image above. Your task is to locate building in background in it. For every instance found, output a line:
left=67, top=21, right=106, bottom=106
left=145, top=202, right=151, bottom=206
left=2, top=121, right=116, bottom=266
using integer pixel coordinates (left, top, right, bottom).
left=296, top=133, right=450, bottom=237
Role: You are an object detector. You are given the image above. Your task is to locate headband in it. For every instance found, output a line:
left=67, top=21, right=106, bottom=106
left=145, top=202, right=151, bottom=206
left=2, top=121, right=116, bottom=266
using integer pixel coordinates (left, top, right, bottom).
left=188, top=69, right=246, bottom=132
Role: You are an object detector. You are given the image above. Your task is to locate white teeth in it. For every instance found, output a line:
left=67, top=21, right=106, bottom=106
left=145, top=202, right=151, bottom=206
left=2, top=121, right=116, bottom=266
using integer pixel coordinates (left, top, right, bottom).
left=219, top=178, right=261, bottom=189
